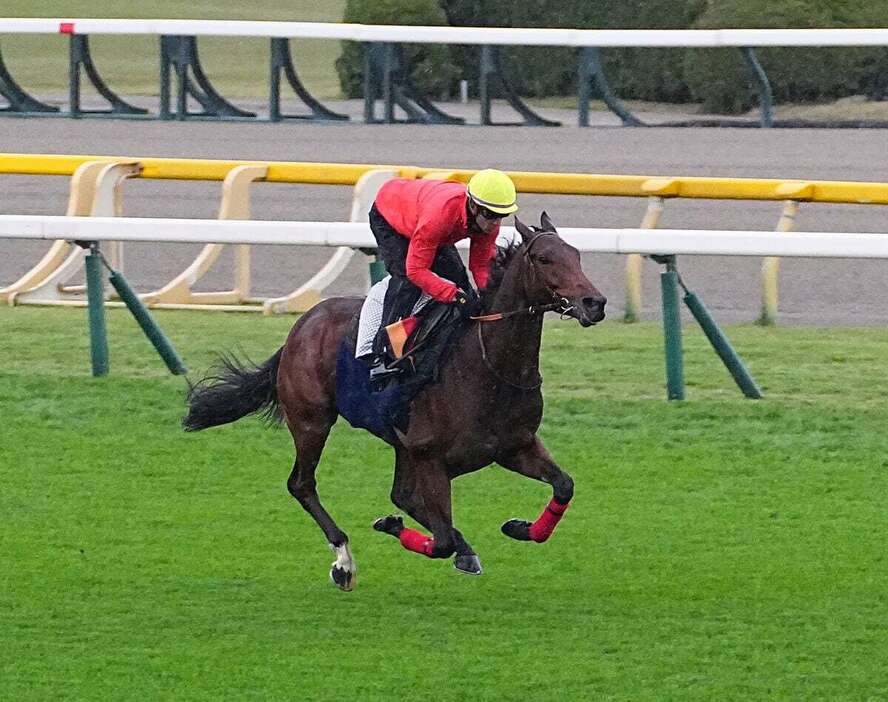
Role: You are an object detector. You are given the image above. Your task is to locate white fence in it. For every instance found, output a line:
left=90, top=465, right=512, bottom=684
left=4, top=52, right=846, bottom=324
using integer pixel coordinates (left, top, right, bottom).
left=3, top=19, right=886, bottom=127
left=2, top=20, right=888, bottom=47
left=3, top=215, right=888, bottom=259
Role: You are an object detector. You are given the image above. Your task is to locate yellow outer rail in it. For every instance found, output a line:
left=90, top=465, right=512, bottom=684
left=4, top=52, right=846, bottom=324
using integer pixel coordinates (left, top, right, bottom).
left=4, top=153, right=888, bottom=204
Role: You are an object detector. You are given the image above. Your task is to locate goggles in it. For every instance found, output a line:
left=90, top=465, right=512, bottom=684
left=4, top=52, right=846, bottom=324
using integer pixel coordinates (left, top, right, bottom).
left=474, top=205, right=508, bottom=220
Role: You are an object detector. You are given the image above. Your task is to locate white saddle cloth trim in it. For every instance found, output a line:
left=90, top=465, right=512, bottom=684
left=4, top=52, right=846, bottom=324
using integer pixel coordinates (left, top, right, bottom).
left=355, top=276, right=436, bottom=359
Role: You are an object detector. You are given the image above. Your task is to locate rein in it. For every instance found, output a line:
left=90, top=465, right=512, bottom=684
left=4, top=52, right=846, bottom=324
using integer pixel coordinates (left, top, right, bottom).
left=469, top=302, right=561, bottom=323
left=471, top=229, right=568, bottom=391
left=477, top=324, right=542, bottom=391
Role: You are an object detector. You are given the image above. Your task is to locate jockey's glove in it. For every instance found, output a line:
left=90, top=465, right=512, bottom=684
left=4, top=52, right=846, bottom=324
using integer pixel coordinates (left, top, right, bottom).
left=453, top=289, right=480, bottom=319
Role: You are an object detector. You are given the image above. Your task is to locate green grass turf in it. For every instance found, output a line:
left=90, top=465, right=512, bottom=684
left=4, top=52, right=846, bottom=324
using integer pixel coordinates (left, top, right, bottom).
left=2, top=305, right=887, bottom=700
left=1, top=2, right=346, bottom=98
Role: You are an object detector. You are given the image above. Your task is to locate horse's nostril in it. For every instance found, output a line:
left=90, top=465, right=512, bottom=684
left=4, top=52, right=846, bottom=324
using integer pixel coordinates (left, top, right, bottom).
left=583, top=296, right=606, bottom=309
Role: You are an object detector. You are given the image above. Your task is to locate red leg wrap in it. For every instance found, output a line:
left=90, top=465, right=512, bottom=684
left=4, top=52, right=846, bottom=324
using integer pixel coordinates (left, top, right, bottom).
left=528, top=499, right=569, bottom=543
left=399, top=527, right=435, bottom=557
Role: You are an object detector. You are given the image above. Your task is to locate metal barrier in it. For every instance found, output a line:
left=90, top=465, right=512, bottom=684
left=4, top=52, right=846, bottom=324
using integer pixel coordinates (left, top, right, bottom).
left=5, top=153, right=888, bottom=324
left=3, top=21, right=888, bottom=126
left=139, top=165, right=268, bottom=309
left=9, top=161, right=140, bottom=307
left=0, top=160, right=394, bottom=313
left=5, top=213, right=888, bottom=393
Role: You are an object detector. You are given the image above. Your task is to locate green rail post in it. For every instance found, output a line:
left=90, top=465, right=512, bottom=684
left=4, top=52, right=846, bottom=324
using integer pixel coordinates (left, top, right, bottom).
left=84, top=244, right=109, bottom=377
left=658, top=256, right=684, bottom=401
left=683, top=291, right=763, bottom=399
left=359, top=247, right=387, bottom=286
left=369, top=257, right=387, bottom=285
left=741, top=47, right=773, bottom=128
left=107, top=269, right=187, bottom=375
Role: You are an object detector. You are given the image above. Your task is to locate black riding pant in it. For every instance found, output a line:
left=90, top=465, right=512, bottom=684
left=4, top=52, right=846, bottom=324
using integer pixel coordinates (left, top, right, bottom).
left=369, top=204, right=471, bottom=355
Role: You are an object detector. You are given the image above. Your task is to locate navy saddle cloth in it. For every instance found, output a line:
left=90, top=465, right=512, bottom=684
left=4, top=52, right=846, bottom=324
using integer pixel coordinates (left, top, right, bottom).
left=335, top=300, right=466, bottom=442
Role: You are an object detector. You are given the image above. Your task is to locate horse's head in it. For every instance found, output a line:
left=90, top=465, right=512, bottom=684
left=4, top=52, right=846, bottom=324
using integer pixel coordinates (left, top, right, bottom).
left=514, top=212, right=607, bottom=327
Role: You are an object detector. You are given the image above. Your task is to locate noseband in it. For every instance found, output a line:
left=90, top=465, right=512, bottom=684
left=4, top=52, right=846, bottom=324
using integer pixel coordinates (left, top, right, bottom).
left=472, top=229, right=573, bottom=391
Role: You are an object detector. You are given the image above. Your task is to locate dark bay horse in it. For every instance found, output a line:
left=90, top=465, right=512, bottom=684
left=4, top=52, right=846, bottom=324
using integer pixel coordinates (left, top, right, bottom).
left=184, top=213, right=606, bottom=591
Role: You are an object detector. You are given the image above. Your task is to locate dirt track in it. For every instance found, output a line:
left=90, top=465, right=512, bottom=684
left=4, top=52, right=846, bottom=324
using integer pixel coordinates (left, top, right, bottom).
left=2, top=111, right=888, bottom=326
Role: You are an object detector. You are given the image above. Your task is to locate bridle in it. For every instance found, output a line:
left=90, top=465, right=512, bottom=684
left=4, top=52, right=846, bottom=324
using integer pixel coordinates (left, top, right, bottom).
left=469, top=230, right=575, bottom=323
left=472, top=229, right=574, bottom=391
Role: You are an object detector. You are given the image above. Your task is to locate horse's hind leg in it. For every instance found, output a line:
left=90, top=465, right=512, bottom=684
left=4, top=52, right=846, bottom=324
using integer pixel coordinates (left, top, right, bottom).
left=285, top=408, right=356, bottom=591
left=496, top=436, right=574, bottom=544
left=374, top=450, right=481, bottom=574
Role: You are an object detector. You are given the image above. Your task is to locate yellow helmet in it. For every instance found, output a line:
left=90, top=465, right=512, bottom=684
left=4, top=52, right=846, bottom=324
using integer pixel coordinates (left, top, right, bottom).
left=467, top=169, right=518, bottom=215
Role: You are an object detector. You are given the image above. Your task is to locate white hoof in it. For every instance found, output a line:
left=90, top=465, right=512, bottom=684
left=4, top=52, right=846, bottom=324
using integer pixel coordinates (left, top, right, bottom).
left=329, top=543, right=357, bottom=592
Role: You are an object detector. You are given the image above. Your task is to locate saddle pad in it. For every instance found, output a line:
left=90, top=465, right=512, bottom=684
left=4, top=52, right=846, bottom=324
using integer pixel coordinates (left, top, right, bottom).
left=336, top=338, right=405, bottom=443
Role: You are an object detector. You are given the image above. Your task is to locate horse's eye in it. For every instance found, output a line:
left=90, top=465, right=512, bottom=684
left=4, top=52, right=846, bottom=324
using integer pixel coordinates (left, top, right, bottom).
left=536, top=255, right=552, bottom=265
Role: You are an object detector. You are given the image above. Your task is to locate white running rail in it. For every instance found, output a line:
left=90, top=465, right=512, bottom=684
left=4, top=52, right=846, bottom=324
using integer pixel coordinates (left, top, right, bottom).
left=1, top=20, right=888, bottom=48
left=2, top=215, right=888, bottom=259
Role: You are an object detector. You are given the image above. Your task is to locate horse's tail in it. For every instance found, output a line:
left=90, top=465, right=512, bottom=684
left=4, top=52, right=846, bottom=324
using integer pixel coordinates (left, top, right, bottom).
left=183, top=348, right=283, bottom=432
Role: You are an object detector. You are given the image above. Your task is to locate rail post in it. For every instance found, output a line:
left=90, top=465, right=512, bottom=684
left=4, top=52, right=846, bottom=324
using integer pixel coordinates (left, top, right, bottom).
left=683, top=291, right=762, bottom=399
left=108, top=269, right=187, bottom=375
left=83, top=242, right=109, bottom=377
left=382, top=43, right=396, bottom=124
left=624, top=195, right=665, bottom=322
left=68, top=34, right=82, bottom=119
left=741, top=47, right=773, bottom=128
left=369, top=257, right=386, bottom=285
left=657, top=255, right=684, bottom=401
left=654, top=254, right=763, bottom=400
left=758, top=200, right=799, bottom=326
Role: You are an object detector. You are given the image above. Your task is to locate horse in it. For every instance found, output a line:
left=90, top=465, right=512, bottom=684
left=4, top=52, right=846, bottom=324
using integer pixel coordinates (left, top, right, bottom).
left=183, top=212, right=606, bottom=591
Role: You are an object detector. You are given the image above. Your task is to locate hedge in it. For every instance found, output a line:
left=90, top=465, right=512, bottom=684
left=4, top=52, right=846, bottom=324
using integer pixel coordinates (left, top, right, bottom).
left=336, top=0, right=888, bottom=112
left=335, top=0, right=458, bottom=100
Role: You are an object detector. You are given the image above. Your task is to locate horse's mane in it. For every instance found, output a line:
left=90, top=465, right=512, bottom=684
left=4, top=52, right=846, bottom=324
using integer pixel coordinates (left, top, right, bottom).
left=479, top=238, right=522, bottom=312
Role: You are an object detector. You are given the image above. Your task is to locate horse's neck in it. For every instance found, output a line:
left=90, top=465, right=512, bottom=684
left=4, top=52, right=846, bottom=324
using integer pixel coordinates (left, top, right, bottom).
left=481, top=262, right=544, bottom=384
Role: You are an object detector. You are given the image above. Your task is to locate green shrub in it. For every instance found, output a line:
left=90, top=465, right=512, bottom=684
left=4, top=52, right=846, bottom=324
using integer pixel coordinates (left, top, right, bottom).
left=597, top=0, right=706, bottom=103
left=335, top=0, right=458, bottom=99
left=438, top=0, right=706, bottom=101
left=683, top=0, right=888, bottom=113
left=340, top=0, right=888, bottom=109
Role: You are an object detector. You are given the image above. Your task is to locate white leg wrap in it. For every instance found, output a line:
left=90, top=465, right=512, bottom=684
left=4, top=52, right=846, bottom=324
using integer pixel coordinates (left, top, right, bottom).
left=332, top=543, right=356, bottom=573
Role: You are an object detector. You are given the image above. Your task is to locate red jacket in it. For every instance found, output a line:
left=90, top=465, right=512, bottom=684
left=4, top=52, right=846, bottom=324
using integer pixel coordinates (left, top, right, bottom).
left=375, top=179, right=499, bottom=302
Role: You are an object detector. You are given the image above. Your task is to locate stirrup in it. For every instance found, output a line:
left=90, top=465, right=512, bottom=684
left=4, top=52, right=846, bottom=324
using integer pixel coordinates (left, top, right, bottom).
left=368, top=358, right=402, bottom=386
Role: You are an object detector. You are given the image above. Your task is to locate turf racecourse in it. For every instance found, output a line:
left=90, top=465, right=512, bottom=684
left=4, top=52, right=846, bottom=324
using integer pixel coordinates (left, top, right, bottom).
left=2, top=306, right=887, bottom=700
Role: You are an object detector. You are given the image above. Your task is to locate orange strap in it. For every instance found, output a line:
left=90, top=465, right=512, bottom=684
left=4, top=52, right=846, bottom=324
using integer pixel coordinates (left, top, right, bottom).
left=469, top=312, right=505, bottom=322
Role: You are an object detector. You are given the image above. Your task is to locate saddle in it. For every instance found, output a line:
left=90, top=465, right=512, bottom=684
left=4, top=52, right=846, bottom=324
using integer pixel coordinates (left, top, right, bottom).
left=382, top=301, right=461, bottom=377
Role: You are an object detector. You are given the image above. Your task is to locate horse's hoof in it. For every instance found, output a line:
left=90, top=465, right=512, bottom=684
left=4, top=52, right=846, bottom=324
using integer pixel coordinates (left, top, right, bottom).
left=372, top=514, right=404, bottom=537
left=501, top=518, right=533, bottom=541
left=328, top=542, right=357, bottom=592
left=329, top=564, right=356, bottom=591
left=453, top=553, right=483, bottom=575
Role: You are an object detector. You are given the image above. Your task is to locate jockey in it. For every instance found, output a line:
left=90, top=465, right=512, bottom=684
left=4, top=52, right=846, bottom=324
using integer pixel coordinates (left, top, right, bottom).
left=366, top=169, right=519, bottom=380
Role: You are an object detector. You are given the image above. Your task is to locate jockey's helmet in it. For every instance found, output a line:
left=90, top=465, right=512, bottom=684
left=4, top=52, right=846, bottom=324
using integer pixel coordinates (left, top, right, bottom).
left=467, top=169, right=518, bottom=215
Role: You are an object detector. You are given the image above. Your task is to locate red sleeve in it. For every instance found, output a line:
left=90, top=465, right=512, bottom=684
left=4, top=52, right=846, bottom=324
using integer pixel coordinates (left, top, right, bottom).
left=405, top=224, right=459, bottom=303
left=468, top=224, right=499, bottom=290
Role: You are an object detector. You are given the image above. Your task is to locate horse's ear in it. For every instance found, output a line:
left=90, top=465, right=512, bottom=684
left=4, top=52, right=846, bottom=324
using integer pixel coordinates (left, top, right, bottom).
left=540, top=211, right=556, bottom=232
left=514, top=216, right=534, bottom=242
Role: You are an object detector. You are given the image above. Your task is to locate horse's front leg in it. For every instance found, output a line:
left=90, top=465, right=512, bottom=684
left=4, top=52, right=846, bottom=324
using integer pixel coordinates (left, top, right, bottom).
left=374, top=451, right=466, bottom=563
left=390, top=449, right=481, bottom=575
left=496, top=435, right=574, bottom=543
